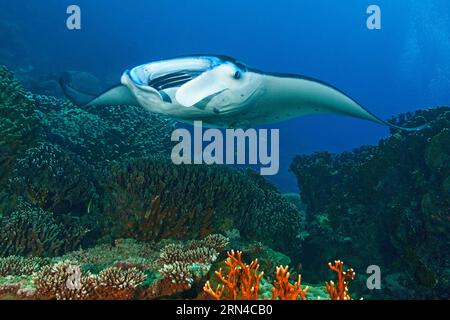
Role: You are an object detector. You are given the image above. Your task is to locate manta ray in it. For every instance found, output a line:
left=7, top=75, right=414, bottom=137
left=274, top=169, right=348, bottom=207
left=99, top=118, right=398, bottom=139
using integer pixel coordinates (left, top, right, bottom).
left=60, top=55, right=426, bottom=130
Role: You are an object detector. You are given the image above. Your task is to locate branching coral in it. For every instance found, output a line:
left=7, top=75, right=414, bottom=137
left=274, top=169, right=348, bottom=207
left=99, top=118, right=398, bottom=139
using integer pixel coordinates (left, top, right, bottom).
left=0, top=256, right=48, bottom=276
left=204, top=251, right=355, bottom=300
left=204, top=250, right=264, bottom=300
left=140, top=235, right=229, bottom=299
left=0, top=202, right=88, bottom=257
left=94, top=267, right=147, bottom=300
left=33, top=261, right=97, bottom=300
left=325, top=260, right=355, bottom=300
left=271, top=266, right=308, bottom=300
left=33, top=261, right=147, bottom=300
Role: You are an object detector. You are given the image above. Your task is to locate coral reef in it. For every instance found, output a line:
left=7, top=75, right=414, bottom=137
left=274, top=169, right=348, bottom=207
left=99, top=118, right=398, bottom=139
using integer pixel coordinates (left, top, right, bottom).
left=0, top=202, right=88, bottom=257
left=101, top=157, right=304, bottom=254
left=0, top=66, right=304, bottom=260
left=0, top=66, right=42, bottom=208
left=8, top=142, right=97, bottom=215
left=290, top=107, right=450, bottom=299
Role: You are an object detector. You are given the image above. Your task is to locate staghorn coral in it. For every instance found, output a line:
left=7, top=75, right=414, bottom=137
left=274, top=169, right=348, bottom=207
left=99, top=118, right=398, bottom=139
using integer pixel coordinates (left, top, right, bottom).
left=0, top=202, right=88, bottom=257
left=102, top=157, right=304, bottom=254
left=204, top=250, right=264, bottom=300
left=325, top=260, right=355, bottom=300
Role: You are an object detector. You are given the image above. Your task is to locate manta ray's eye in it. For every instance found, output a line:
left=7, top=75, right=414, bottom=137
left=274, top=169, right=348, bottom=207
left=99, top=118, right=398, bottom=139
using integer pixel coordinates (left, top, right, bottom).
left=233, top=71, right=242, bottom=79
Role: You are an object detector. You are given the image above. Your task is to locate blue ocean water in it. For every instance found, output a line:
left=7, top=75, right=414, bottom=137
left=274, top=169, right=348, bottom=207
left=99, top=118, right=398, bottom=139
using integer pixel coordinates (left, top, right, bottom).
left=1, top=0, right=449, bottom=191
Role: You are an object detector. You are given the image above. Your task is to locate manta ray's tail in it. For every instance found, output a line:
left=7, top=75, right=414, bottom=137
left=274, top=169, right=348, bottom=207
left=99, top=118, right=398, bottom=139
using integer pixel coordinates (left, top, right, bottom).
left=60, top=71, right=137, bottom=107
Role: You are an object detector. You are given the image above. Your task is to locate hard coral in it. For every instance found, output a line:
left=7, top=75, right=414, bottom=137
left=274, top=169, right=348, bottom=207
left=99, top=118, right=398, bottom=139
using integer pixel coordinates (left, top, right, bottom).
left=0, top=202, right=88, bottom=257
left=290, top=107, right=450, bottom=298
left=271, top=266, right=308, bottom=300
left=325, top=260, right=355, bottom=300
left=204, top=252, right=355, bottom=300
left=0, top=66, right=42, bottom=208
left=204, top=250, right=264, bottom=300
left=102, top=157, right=303, bottom=254
left=33, top=261, right=147, bottom=300
left=0, top=256, right=48, bottom=276
left=33, top=261, right=97, bottom=300
left=94, top=266, right=147, bottom=300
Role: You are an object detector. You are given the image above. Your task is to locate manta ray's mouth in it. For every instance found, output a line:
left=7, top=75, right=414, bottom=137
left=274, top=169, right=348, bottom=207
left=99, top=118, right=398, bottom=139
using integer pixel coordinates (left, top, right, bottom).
left=148, top=70, right=203, bottom=91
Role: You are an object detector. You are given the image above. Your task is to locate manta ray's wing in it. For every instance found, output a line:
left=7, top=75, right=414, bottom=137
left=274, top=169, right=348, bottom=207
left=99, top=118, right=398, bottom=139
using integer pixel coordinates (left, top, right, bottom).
left=60, top=73, right=138, bottom=107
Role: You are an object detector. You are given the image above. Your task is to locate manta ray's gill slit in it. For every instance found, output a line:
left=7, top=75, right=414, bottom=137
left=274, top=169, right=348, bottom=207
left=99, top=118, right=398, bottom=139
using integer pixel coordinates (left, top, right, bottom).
left=150, top=74, right=192, bottom=88
left=148, top=70, right=203, bottom=90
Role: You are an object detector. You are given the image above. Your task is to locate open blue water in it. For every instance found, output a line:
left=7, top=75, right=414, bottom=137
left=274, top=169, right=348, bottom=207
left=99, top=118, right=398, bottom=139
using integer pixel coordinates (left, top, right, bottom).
left=1, top=0, right=449, bottom=191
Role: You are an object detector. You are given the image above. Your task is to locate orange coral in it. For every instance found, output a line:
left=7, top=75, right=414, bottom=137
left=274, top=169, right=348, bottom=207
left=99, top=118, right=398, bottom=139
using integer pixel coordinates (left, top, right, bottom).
left=271, top=266, right=308, bottom=300
left=325, top=260, right=355, bottom=300
left=204, top=250, right=264, bottom=300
